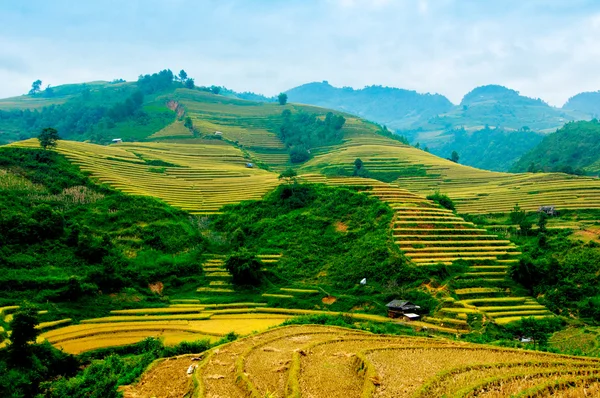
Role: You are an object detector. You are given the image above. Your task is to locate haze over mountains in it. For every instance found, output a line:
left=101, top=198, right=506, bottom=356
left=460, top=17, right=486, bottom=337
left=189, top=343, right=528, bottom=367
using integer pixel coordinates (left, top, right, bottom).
left=286, top=82, right=600, bottom=171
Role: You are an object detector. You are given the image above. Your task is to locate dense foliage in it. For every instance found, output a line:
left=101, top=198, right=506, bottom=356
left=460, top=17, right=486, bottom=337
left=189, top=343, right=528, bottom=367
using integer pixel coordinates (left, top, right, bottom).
left=225, top=249, right=264, bottom=285
left=510, top=227, right=600, bottom=322
left=426, top=191, right=455, bottom=211
left=427, top=126, right=544, bottom=172
left=511, top=120, right=600, bottom=175
left=279, top=110, right=346, bottom=163
left=0, top=147, right=206, bottom=317
left=213, top=183, right=451, bottom=311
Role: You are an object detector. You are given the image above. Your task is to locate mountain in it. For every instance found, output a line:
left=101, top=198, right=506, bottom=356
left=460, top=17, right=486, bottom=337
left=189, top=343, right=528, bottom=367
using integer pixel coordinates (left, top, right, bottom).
left=286, top=81, right=454, bottom=130
left=511, top=120, right=600, bottom=175
left=285, top=83, right=591, bottom=172
left=563, top=91, right=600, bottom=117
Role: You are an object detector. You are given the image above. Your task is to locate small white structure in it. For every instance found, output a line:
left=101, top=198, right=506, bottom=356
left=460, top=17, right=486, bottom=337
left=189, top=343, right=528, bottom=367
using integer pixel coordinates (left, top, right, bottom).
left=187, top=364, right=197, bottom=375
left=360, top=278, right=367, bottom=285
left=402, top=313, right=421, bottom=321
left=111, top=138, right=123, bottom=143
left=214, top=131, right=223, bottom=136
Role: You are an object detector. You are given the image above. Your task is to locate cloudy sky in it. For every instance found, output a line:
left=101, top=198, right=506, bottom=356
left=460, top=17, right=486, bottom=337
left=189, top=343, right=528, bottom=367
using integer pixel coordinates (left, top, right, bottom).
left=1, top=0, right=600, bottom=105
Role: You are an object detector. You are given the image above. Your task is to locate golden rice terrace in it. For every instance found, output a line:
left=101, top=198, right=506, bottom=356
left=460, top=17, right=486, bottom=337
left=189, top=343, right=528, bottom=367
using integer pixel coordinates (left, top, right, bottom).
left=122, top=325, right=600, bottom=398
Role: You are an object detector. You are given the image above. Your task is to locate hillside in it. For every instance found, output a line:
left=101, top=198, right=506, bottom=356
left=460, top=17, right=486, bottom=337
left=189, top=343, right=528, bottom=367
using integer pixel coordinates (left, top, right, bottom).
left=563, top=91, right=600, bottom=117
left=512, top=120, right=600, bottom=175
left=286, top=81, right=453, bottom=130
left=286, top=82, right=590, bottom=171
left=124, top=324, right=600, bottom=398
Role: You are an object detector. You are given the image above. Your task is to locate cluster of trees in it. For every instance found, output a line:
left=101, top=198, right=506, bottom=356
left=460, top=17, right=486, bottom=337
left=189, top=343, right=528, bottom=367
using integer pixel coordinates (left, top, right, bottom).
left=278, top=110, right=346, bottom=163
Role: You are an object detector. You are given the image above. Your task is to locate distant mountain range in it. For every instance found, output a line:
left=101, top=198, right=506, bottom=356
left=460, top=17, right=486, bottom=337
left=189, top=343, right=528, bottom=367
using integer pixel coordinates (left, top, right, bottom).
left=286, top=82, right=600, bottom=171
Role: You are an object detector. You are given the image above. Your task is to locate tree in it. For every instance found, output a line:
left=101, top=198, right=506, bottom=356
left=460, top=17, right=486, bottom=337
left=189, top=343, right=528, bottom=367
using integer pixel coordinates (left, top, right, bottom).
left=185, top=78, right=195, bottom=89
left=38, top=127, right=60, bottom=150
left=225, top=249, right=263, bottom=285
left=510, top=204, right=532, bottom=235
left=354, top=158, right=363, bottom=170
left=178, top=69, right=188, bottom=82
left=278, top=92, right=288, bottom=105
left=450, top=150, right=460, bottom=163
left=278, top=168, right=297, bottom=184
left=9, top=304, right=39, bottom=362
left=538, top=211, right=548, bottom=233
left=184, top=117, right=193, bottom=130
left=29, top=80, right=42, bottom=95
left=210, top=85, right=221, bottom=95
left=426, top=191, right=455, bottom=211
left=44, top=85, right=55, bottom=97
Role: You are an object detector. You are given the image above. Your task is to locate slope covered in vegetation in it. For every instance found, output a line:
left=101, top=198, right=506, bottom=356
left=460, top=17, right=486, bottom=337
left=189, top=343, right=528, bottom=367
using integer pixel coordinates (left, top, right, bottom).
left=512, top=120, right=600, bottom=175
left=0, top=147, right=207, bottom=315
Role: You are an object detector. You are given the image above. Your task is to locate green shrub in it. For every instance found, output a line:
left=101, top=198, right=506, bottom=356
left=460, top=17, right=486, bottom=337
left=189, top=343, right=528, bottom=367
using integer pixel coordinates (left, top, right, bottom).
left=426, top=191, right=455, bottom=211
left=225, top=249, right=263, bottom=285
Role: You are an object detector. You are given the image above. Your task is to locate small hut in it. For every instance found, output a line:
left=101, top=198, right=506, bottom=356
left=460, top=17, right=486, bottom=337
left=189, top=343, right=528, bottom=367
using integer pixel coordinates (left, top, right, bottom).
left=538, top=206, right=557, bottom=216
left=386, top=300, right=421, bottom=319
left=402, top=313, right=421, bottom=322
left=111, top=138, right=123, bottom=143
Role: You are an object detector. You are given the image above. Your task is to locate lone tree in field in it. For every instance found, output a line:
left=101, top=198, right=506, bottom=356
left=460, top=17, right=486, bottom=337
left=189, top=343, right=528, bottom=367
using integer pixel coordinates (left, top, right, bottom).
left=278, top=92, right=288, bottom=105
left=184, top=116, right=193, bottom=130
left=29, top=80, right=42, bottom=95
left=353, top=158, right=364, bottom=176
left=211, top=85, right=221, bottom=95
left=38, top=127, right=60, bottom=150
left=225, top=249, right=263, bottom=285
left=278, top=167, right=297, bottom=184
left=450, top=150, right=460, bottom=163
left=8, top=304, right=39, bottom=364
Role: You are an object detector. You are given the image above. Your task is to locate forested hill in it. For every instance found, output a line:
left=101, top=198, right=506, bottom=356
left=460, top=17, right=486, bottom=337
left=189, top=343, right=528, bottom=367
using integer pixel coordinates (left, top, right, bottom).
left=285, top=81, right=453, bottom=130
left=563, top=91, right=600, bottom=117
left=0, top=70, right=273, bottom=145
left=511, top=120, right=600, bottom=175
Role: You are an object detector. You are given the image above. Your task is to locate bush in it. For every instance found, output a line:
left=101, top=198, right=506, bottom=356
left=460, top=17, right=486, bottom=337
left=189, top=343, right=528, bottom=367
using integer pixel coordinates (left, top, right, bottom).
left=225, top=249, right=263, bottom=285
left=426, top=191, right=455, bottom=211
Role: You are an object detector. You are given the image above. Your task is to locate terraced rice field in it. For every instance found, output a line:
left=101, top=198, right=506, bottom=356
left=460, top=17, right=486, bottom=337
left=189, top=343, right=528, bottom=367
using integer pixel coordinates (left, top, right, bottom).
left=123, top=324, right=600, bottom=398
left=148, top=120, right=193, bottom=139
left=197, top=254, right=283, bottom=294
left=300, top=127, right=600, bottom=214
left=39, top=299, right=464, bottom=355
left=9, top=139, right=280, bottom=214
left=299, top=175, right=553, bottom=325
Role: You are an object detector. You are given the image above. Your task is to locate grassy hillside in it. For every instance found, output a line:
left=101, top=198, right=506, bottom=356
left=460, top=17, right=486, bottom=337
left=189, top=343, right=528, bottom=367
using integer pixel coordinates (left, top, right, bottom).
left=512, top=120, right=600, bottom=175
left=0, top=146, right=214, bottom=324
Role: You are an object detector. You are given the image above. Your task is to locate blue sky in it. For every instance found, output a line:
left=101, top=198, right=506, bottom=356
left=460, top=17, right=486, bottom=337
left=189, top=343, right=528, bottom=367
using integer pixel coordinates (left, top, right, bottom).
left=1, top=0, right=600, bottom=105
